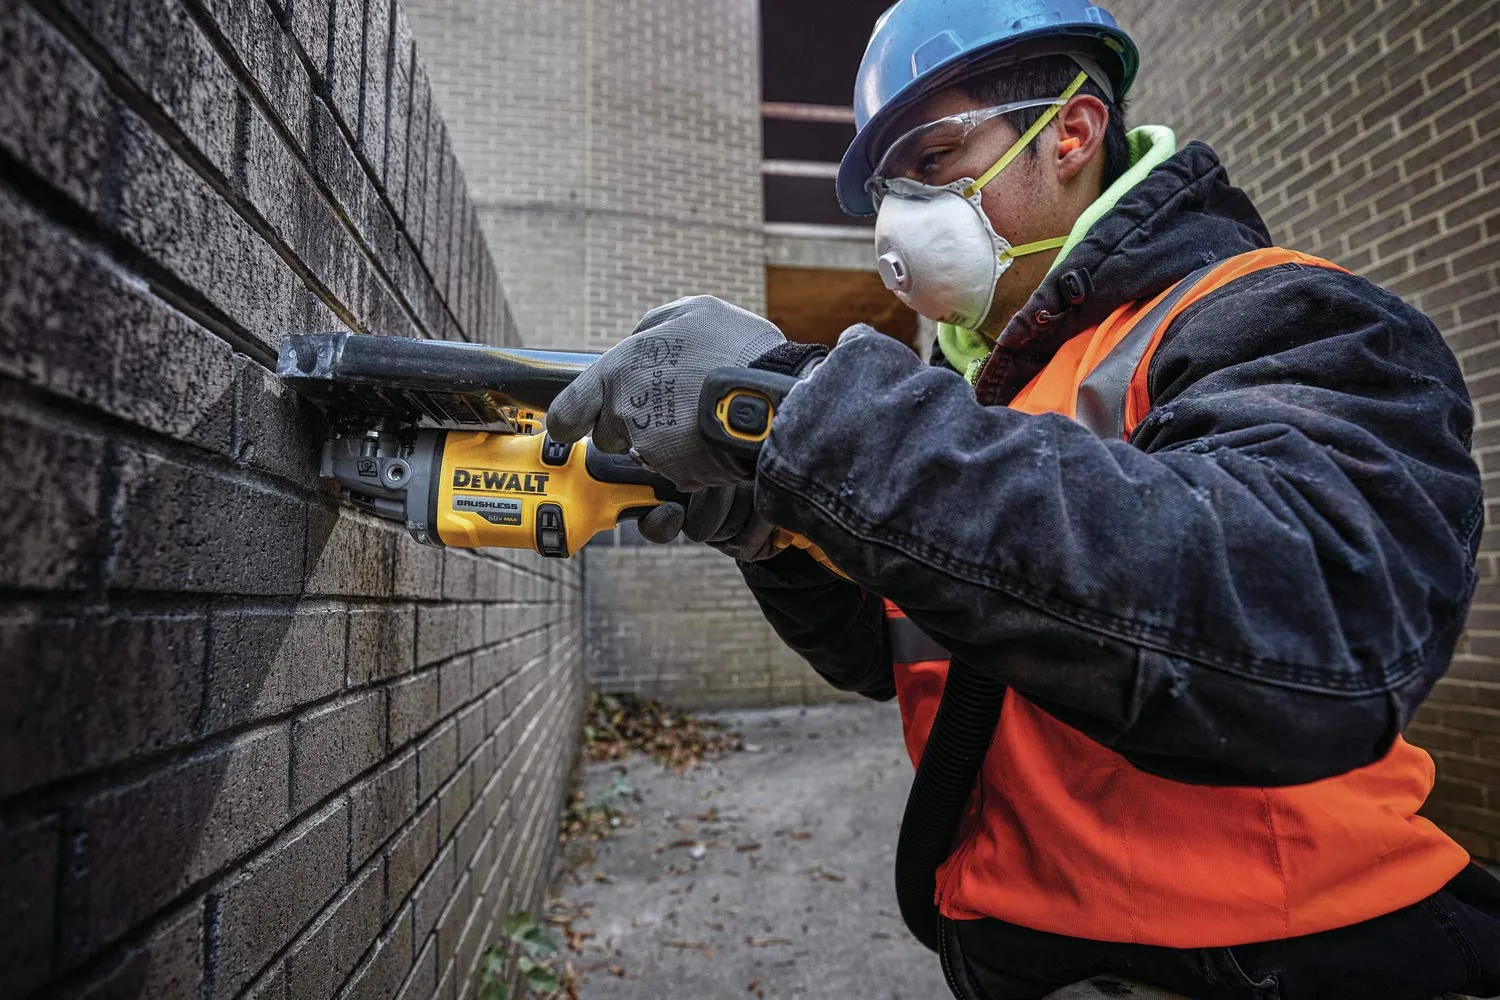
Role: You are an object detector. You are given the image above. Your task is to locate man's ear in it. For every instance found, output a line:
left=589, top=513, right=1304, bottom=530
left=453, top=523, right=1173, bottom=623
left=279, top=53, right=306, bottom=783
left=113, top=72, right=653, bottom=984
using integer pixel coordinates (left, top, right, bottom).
left=1054, top=95, right=1109, bottom=185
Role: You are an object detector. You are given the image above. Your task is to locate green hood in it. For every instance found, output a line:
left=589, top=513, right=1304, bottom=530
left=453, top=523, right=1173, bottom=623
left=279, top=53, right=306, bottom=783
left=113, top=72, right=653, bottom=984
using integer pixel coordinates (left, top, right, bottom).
left=937, top=125, right=1178, bottom=380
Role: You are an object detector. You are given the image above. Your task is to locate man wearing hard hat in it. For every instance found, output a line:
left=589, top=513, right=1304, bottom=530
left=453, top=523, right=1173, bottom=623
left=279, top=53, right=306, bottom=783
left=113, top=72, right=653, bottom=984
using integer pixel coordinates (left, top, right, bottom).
left=547, top=2, right=1500, bottom=997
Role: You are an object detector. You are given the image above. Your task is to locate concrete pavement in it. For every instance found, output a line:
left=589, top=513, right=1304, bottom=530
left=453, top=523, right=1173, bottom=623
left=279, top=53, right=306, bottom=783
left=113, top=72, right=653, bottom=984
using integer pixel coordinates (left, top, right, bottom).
left=550, top=700, right=948, bottom=999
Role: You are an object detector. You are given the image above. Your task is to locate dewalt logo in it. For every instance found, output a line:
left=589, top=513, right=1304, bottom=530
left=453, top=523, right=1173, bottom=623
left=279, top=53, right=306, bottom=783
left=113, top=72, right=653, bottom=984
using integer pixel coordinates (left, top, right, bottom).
left=452, top=469, right=551, bottom=494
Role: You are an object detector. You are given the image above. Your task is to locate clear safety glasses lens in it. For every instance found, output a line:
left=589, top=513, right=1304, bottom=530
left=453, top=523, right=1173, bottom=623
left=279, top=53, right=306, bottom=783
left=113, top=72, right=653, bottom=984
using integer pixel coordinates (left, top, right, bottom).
left=866, top=97, right=1065, bottom=206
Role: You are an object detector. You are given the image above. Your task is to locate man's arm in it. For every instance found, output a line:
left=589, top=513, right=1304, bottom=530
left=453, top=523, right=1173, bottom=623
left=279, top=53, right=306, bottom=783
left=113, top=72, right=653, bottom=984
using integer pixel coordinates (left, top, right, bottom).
left=738, top=547, right=896, bottom=701
left=755, top=265, right=1483, bottom=786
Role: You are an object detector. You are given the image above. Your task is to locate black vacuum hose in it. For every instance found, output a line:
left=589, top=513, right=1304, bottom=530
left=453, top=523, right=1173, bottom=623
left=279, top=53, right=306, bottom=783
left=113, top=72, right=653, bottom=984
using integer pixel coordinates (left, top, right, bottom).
left=894, top=657, right=1009, bottom=952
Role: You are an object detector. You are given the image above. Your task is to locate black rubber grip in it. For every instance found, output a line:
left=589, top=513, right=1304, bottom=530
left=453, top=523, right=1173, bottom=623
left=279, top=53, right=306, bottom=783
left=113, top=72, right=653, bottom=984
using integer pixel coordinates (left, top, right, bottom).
left=582, top=445, right=689, bottom=505
left=697, top=367, right=799, bottom=462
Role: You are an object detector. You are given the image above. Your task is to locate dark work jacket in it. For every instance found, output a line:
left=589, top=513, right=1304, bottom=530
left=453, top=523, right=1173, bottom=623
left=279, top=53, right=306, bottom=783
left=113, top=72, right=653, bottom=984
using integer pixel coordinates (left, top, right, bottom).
left=741, top=141, right=1482, bottom=786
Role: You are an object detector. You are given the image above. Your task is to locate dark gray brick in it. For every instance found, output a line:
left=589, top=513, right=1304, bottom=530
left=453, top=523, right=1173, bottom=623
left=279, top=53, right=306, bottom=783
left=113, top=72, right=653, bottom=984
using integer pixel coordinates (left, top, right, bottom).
left=209, top=801, right=348, bottom=999
left=416, top=719, right=457, bottom=801
left=436, top=766, right=472, bottom=844
left=482, top=686, right=505, bottom=736
left=455, top=702, right=485, bottom=764
left=349, top=750, right=416, bottom=868
left=471, top=644, right=512, bottom=698
left=347, top=604, right=416, bottom=685
left=75, top=903, right=204, bottom=1000
left=233, top=354, right=321, bottom=487
left=305, top=505, right=396, bottom=597
left=0, top=188, right=237, bottom=456
left=283, top=863, right=381, bottom=1000
left=403, top=64, right=430, bottom=250
left=342, top=903, right=412, bottom=1000
left=433, top=871, right=470, bottom=971
left=194, top=0, right=312, bottom=152
left=410, top=841, right=454, bottom=943
left=1, top=816, right=58, bottom=994
left=242, top=961, right=286, bottom=1000
left=387, top=668, right=438, bottom=748
left=384, top=803, right=437, bottom=912
left=291, top=691, right=385, bottom=811
left=421, top=128, right=448, bottom=292
left=326, top=0, right=365, bottom=137
left=285, top=0, right=329, bottom=84
left=0, top=609, right=204, bottom=797
left=359, top=0, right=390, bottom=171
left=204, top=603, right=345, bottom=732
left=431, top=951, right=457, bottom=1000
left=395, top=933, right=437, bottom=1000
left=307, top=97, right=367, bottom=263
left=393, top=539, right=443, bottom=599
left=445, top=171, right=467, bottom=308
left=454, top=603, right=485, bottom=657
left=452, top=800, right=485, bottom=877
left=110, top=112, right=296, bottom=357
left=61, top=0, right=238, bottom=178
left=65, top=727, right=289, bottom=961
left=384, top=4, right=412, bottom=203
left=0, top=4, right=113, bottom=213
left=111, top=448, right=307, bottom=595
left=441, top=550, right=477, bottom=600
left=416, top=604, right=458, bottom=667
left=454, top=896, right=487, bottom=995
left=1, top=407, right=105, bottom=591
left=438, top=655, right=473, bottom=717
left=470, top=559, right=502, bottom=602
left=482, top=604, right=511, bottom=646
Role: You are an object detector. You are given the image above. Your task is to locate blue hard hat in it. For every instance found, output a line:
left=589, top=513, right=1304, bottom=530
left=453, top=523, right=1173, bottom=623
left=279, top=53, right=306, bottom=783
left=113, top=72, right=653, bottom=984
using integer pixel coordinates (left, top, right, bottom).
left=837, top=0, right=1139, bottom=216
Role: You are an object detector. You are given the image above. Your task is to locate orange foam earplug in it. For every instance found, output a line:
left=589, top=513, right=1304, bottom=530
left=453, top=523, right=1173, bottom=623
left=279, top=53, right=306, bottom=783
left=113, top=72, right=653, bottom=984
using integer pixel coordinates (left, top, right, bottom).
left=1059, top=137, right=1082, bottom=155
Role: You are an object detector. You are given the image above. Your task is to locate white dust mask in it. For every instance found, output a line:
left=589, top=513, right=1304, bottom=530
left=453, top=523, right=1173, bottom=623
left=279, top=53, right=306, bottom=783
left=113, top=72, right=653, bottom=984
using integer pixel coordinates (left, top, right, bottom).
left=870, top=71, right=1087, bottom=331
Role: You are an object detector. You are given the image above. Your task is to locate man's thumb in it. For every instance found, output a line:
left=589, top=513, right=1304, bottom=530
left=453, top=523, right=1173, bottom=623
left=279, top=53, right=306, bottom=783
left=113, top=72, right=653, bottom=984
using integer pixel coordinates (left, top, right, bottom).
left=544, top=367, right=604, bottom=444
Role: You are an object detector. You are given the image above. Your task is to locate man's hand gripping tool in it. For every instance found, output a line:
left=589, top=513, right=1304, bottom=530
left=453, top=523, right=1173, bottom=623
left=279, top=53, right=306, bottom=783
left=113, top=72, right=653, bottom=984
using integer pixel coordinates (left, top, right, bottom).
left=276, top=332, right=801, bottom=559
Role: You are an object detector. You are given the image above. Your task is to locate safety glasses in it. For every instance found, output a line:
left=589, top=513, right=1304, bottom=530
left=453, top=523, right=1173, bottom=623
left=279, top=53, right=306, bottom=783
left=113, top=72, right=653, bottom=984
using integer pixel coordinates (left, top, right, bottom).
left=865, top=96, right=1067, bottom=207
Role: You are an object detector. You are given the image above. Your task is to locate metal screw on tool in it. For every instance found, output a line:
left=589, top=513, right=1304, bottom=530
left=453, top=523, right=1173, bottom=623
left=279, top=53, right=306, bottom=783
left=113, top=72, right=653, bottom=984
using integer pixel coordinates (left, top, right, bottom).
left=383, top=459, right=411, bottom=489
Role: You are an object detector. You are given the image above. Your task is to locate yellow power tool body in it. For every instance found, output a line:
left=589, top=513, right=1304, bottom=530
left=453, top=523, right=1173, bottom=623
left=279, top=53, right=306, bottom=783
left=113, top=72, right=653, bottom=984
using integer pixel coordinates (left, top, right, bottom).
left=276, top=332, right=817, bottom=562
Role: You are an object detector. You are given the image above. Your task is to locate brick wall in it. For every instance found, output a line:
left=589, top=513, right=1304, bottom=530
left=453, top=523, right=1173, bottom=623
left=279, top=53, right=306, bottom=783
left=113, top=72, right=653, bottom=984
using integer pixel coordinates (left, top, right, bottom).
left=1114, top=0, right=1499, bottom=860
left=405, top=0, right=841, bottom=710
left=0, top=0, right=585, bottom=997
left=585, top=546, right=858, bottom=709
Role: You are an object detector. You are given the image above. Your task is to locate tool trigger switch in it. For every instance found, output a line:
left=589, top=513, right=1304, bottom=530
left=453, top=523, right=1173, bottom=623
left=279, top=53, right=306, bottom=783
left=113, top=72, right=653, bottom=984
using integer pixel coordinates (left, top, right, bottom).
left=535, top=502, right=567, bottom=557
left=541, top=435, right=573, bottom=467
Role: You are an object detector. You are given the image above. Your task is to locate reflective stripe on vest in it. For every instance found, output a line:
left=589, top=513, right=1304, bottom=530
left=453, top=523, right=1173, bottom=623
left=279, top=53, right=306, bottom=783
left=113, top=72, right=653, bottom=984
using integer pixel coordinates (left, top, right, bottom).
left=1075, top=262, right=1218, bottom=439
left=882, top=248, right=1468, bottom=948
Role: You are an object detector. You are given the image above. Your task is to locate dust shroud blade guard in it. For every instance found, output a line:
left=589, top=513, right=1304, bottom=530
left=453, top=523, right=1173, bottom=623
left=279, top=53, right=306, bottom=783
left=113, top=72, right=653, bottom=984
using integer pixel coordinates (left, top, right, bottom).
left=276, top=330, right=599, bottom=428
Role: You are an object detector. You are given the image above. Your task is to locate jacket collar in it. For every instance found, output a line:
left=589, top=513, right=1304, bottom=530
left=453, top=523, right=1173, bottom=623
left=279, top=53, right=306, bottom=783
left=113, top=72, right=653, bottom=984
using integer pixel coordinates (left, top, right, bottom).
left=973, top=141, right=1272, bottom=406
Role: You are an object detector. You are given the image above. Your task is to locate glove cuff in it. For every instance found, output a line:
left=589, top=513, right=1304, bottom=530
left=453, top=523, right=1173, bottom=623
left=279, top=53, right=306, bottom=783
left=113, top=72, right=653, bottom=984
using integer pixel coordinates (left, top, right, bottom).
left=750, top=342, right=829, bottom=378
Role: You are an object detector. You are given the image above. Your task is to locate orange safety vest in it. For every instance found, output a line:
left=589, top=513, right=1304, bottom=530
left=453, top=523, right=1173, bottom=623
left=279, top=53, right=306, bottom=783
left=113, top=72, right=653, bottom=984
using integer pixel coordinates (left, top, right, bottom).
left=886, top=248, right=1468, bottom=948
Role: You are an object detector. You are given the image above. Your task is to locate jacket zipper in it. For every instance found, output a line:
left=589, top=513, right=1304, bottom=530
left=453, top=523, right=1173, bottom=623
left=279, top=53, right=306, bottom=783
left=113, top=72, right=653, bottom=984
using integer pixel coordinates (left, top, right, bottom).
left=938, top=920, right=967, bottom=999
left=934, top=808, right=983, bottom=1000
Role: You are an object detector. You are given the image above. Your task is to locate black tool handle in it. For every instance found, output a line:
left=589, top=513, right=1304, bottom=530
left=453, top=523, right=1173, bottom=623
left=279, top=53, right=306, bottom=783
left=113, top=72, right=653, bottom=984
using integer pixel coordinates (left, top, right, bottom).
left=582, top=444, right=689, bottom=506
left=697, top=367, right=799, bottom=462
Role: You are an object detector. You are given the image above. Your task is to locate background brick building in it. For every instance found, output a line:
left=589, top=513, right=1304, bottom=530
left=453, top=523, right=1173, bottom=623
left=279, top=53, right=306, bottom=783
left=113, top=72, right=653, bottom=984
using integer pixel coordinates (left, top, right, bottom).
left=0, top=0, right=584, bottom=996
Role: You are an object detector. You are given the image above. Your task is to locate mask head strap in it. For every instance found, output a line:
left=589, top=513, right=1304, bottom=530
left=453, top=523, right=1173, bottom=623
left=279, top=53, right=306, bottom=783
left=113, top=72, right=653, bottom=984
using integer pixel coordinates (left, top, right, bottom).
left=963, top=70, right=1089, bottom=198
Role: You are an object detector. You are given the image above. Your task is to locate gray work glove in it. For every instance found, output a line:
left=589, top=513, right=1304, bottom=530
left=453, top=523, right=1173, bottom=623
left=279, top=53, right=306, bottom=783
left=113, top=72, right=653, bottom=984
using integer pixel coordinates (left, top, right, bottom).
left=546, top=295, right=785, bottom=492
left=637, top=482, right=779, bottom=561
